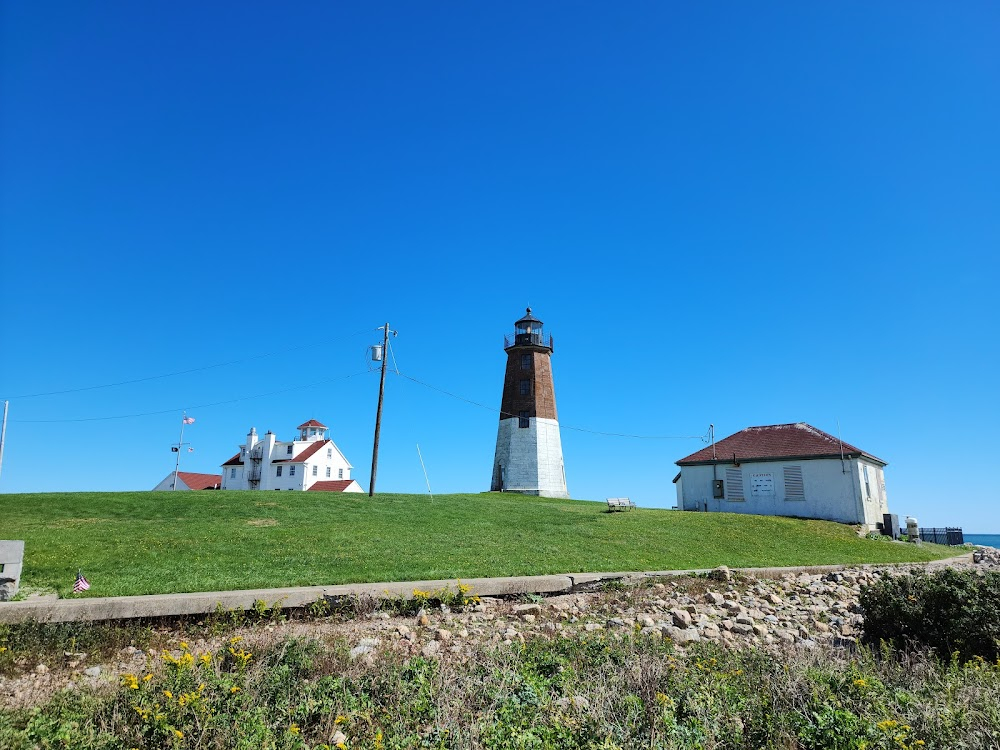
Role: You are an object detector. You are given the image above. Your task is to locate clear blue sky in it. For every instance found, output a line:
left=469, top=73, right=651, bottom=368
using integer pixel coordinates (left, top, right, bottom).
left=1, top=3, right=997, bottom=530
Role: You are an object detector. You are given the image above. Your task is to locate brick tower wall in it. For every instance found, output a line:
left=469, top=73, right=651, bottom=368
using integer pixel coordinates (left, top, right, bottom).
left=498, top=348, right=558, bottom=422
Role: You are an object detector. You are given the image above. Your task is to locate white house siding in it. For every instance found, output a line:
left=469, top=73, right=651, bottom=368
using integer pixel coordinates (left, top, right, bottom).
left=493, top=417, right=569, bottom=498
left=222, top=429, right=355, bottom=492
left=678, top=458, right=879, bottom=525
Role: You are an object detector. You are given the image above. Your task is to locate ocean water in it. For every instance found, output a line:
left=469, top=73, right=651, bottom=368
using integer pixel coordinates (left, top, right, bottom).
left=965, top=534, right=1000, bottom=548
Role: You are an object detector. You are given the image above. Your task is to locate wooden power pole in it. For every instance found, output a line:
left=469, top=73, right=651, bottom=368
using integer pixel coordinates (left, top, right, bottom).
left=369, top=323, right=395, bottom=496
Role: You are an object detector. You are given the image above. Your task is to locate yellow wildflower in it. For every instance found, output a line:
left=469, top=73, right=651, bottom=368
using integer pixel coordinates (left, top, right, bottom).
left=122, top=674, right=139, bottom=690
left=199, top=652, right=212, bottom=665
left=179, top=641, right=189, bottom=651
left=334, top=715, right=348, bottom=725
left=230, top=686, right=240, bottom=693
left=174, top=729, right=184, bottom=738
left=163, top=690, right=173, bottom=699
left=143, top=673, right=153, bottom=681
left=289, top=723, right=300, bottom=734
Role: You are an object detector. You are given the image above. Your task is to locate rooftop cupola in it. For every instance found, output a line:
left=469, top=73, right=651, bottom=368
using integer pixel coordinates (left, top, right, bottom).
left=506, top=307, right=553, bottom=351
left=297, top=419, right=328, bottom=441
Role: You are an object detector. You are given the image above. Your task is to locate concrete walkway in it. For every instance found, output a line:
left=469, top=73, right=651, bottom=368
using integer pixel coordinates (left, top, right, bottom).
left=0, top=554, right=972, bottom=624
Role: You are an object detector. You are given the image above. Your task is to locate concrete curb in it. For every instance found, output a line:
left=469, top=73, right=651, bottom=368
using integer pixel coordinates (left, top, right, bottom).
left=0, top=554, right=973, bottom=624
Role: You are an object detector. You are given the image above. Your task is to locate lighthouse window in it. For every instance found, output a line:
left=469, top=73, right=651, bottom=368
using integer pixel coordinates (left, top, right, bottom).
left=519, top=379, right=530, bottom=396
left=276, top=466, right=282, bottom=477
left=312, top=465, right=318, bottom=476
left=520, top=354, right=532, bottom=370
left=519, top=411, right=530, bottom=428
left=289, top=466, right=296, bottom=476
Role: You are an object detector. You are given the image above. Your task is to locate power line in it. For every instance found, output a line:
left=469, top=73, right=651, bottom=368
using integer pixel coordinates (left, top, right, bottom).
left=5, top=328, right=374, bottom=400
left=11, top=371, right=373, bottom=423
left=397, top=372, right=707, bottom=441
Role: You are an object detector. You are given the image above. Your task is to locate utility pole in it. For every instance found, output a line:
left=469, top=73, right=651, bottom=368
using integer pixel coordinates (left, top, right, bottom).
left=369, top=323, right=396, bottom=496
left=0, top=400, right=8, bottom=481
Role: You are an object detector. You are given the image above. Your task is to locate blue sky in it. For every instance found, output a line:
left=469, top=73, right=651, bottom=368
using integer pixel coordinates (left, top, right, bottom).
left=1, top=3, right=997, bottom=530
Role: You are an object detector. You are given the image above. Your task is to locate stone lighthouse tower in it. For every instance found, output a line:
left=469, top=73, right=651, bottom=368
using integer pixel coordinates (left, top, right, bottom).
left=491, top=308, right=569, bottom=498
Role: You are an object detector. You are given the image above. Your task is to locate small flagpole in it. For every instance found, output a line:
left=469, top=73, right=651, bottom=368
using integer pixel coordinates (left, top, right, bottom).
left=172, top=412, right=186, bottom=490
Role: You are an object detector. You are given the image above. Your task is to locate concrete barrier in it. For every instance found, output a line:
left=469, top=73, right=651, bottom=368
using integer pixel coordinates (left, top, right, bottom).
left=0, top=554, right=972, bottom=624
left=0, top=541, right=24, bottom=601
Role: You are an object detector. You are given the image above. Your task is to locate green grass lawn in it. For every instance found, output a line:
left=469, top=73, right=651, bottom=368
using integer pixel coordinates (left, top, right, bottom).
left=1, top=491, right=957, bottom=597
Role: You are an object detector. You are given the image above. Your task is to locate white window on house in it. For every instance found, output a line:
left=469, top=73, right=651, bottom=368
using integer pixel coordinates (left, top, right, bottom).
left=327, top=448, right=332, bottom=458
left=783, top=466, right=805, bottom=500
left=287, top=445, right=293, bottom=455
left=276, top=466, right=282, bottom=477
left=326, top=467, right=331, bottom=478
left=312, top=465, right=318, bottom=476
left=338, top=469, right=343, bottom=479
left=289, top=465, right=296, bottom=476
left=230, top=468, right=236, bottom=478
left=725, top=468, right=744, bottom=501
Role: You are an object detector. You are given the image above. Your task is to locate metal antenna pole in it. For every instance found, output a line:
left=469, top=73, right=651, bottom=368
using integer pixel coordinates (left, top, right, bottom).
left=0, top=400, right=8, bottom=481
left=369, top=323, right=391, bottom=497
left=172, top=413, right=187, bottom=490
left=416, top=443, right=434, bottom=503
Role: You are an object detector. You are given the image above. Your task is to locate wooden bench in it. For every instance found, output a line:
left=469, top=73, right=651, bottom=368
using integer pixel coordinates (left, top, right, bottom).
left=606, top=497, right=636, bottom=512
left=0, top=541, right=24, bottom=601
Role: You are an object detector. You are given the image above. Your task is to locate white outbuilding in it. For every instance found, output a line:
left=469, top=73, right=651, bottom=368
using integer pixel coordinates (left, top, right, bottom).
left=221, top=419, right=364, bottom=493
left=152, top=471, right=222, bottom=491
left=674, top=423, right=889, bottom=528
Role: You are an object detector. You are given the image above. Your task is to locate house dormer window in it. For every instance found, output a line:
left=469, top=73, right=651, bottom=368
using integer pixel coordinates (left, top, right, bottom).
left=286, top=445, right=293, bottom=455
left=327, top=448, right=332, bottom=458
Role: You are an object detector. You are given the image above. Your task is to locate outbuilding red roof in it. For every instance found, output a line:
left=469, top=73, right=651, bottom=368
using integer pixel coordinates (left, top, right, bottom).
left=273, top=439, right=331, bottom=463
left=297, top=419, right=327, bottom=429
left=221, top=452, right=244, bottom=467
left=177, top=472, right=222, bottom=490
left=676, top=423, right=886, bottom=466
left=307, top=480, right=356, bottom=492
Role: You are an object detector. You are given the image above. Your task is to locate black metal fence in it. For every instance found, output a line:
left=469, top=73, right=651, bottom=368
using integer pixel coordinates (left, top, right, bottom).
left=919, top=527, right=964, bottom=545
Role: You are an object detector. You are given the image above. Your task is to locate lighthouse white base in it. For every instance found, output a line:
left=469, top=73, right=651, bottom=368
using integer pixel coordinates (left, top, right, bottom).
left=492, top=417, right=569, bottom=499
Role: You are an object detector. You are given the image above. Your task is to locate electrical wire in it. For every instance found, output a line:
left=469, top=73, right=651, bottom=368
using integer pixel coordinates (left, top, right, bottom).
left=5, top=328, right=375, bottom=400
left=396, top=372, right=708, bottom=441
left=11, top=371, right=373, bottom=423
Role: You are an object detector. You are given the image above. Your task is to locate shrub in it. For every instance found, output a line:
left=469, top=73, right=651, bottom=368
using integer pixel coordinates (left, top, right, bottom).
left=860, top=568, right=1000, bottom=661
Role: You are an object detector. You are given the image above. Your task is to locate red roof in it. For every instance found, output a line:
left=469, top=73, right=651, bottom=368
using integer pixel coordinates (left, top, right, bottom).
left=297, top=419, right=327, bottom=429
left=676, top=423, right=886, bottom=466
left=274, top=439, right=330, bottom=463
left=307, top=480, right=357, bottom=492
left=177, top=472, right=222, bottom=490
left=221, top=452, right=244, bottom=467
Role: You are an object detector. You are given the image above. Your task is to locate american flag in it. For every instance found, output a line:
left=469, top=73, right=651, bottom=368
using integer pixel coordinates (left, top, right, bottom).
left=182, top=416, right=195, bottom=425
left=73, top=570, right=90, bottom=593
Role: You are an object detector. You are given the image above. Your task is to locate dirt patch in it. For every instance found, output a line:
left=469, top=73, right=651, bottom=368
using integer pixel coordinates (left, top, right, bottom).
left=246, top=519, right=278, bottom=527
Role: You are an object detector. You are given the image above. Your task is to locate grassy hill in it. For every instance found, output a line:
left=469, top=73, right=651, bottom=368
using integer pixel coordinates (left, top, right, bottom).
left=1, top=491, right=956, bottom=597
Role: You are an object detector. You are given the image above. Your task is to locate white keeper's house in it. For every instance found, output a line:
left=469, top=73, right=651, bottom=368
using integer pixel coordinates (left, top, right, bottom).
left=221, top=419, right=364, bottom=493
left=673, top=423, right=890, bottom=528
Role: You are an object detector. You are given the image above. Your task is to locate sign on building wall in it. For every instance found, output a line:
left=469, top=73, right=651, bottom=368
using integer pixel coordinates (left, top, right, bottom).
left=750, top=473, right=774, bottom=496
